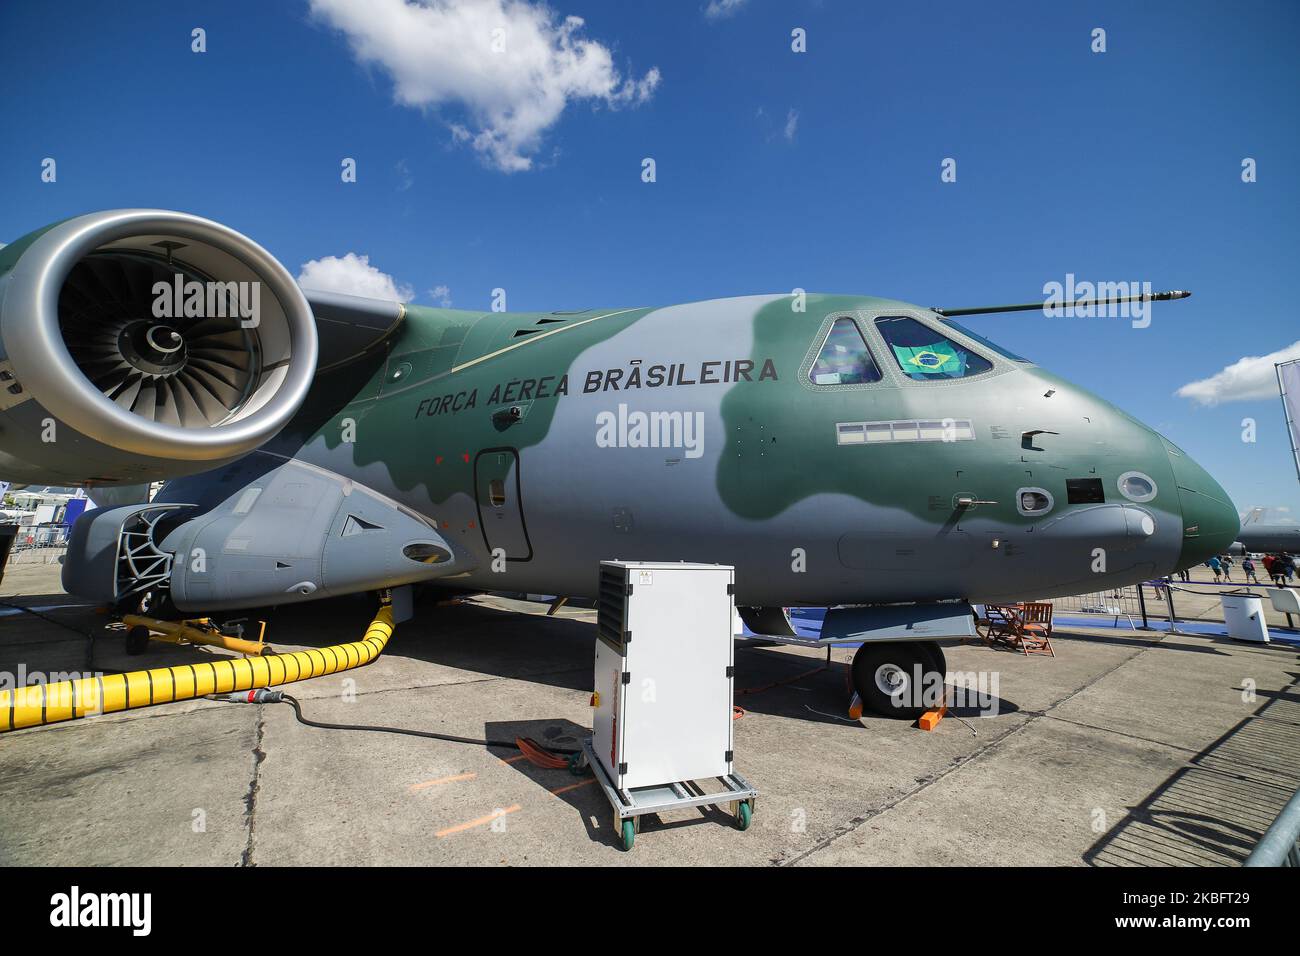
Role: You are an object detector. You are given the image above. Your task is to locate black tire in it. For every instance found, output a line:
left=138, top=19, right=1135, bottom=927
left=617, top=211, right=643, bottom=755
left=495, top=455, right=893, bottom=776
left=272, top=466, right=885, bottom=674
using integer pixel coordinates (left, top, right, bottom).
left=918, top=642, right=947, bottom=678
left=125, top=625, right=151, bottom=656
left=851, top=642, right=944, bottom=719
left=919, top=642, right=949, bottom=710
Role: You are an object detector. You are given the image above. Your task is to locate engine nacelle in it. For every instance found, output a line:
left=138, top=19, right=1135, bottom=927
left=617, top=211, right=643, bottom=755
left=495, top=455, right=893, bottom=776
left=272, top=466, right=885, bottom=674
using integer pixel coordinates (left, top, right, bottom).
left=62, top=458, right=462, bottom=611
left=0, top=209, right=317, bottom=485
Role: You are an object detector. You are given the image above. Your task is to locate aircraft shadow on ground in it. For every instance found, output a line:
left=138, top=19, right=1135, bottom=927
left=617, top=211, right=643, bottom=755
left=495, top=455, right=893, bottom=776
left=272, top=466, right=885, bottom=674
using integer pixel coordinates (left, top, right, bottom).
left=1084, top=670, right=1300, bottom=866
left=734, top=643, right=1021, bottom=724
left=0, top=593, right=232, bottom=676
left=235, top=594, right=842, bottom=719
left=289, top=594, right=598, bottom=692
left=1052, top=628, right=1247, bottom=657
left=1, top=591, right=1024, bottom=726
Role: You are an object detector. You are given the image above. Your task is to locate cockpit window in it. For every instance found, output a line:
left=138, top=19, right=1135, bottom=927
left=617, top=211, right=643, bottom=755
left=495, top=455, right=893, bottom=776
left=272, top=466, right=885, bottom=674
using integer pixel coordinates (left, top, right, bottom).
left=809, top=318, right=882, bottom=386
left=874, top=316, right=994, bottom=381
left=939, top=318, right=1032, bottom=363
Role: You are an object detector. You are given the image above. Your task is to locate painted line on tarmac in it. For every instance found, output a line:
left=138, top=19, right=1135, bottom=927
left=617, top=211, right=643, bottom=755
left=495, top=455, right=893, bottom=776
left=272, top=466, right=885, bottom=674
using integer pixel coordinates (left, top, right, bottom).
left=436, top=805, right=521, bottom=838
left=549, top=778, right=597, bottom=797
left=409, top=772, right=477, bottom=792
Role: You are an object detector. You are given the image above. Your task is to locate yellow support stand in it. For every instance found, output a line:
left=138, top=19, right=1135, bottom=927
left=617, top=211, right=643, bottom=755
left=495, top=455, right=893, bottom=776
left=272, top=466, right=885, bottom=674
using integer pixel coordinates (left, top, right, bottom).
left=121, top=615, right=269, bottom=656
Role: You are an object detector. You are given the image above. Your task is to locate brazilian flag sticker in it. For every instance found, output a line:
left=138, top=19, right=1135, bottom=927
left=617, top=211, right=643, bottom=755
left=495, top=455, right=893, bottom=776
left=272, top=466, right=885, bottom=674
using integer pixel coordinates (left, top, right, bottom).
left=892, top=341, right=966, bottom=376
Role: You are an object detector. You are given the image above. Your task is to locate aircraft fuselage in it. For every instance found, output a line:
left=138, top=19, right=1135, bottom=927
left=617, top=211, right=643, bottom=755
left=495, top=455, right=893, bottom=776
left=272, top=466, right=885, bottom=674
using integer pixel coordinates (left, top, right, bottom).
left=160, top=292, right=1237, bottom=608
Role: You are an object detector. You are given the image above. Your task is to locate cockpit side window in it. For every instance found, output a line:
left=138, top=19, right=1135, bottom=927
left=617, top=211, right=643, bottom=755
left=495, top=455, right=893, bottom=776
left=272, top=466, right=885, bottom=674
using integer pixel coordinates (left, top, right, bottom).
left=874, top=316, right=994, bottom=381
left=940, top=318, right=1032, bottom=363
left=809, top=317, right=882, bottom=386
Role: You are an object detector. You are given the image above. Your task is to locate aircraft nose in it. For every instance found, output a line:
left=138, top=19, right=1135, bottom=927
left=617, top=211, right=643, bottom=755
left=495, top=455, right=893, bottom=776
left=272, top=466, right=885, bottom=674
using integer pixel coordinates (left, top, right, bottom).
left=1167, top=443, right=1239, bottom=568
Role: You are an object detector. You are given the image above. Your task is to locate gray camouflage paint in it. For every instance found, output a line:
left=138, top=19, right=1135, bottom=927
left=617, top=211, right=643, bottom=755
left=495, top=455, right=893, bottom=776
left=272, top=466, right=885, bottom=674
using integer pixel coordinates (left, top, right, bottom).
left=148, top=291, right=1237, bottom=609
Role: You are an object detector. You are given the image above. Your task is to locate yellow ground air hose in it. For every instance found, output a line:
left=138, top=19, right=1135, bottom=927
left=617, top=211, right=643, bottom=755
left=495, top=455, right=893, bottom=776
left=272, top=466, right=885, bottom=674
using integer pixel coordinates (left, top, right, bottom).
left=1, top=604, right=394, bottom=733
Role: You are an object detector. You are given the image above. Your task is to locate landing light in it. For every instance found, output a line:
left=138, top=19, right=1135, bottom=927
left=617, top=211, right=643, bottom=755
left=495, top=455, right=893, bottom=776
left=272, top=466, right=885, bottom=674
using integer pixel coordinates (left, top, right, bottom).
left=403, top=542, right=451, bottom=564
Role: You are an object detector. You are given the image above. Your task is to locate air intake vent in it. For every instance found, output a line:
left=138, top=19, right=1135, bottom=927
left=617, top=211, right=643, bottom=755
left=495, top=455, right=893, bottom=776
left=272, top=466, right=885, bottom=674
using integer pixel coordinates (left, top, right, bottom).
left=341, top=514, right=383, bottom=536
left=597, top=563, right=630, bottom=651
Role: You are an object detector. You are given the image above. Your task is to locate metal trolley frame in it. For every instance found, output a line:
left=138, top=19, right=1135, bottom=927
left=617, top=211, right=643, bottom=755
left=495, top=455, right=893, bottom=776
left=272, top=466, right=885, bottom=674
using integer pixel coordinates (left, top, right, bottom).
left=579, top=737, right=758, bottom=851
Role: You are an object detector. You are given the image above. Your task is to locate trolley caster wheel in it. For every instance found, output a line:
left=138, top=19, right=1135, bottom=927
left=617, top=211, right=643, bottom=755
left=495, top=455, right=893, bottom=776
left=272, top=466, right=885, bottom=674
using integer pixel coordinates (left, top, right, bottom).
left=125, top=625, right=150, bottom=656
left=735, top=801, right=753, bottom=831
left=620, top=819, right=635, bottom=851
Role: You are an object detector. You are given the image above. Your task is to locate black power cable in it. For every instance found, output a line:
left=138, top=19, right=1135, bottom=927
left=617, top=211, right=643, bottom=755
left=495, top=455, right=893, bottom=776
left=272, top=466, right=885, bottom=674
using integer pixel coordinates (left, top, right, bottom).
left=3, top=601, right=586, bottom=759
left=272, top=691, right=582, bottom=755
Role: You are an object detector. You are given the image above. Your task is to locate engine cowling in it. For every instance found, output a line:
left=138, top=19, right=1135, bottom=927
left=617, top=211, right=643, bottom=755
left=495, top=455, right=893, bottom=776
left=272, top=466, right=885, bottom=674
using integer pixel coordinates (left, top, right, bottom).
left=0, top=209, right=317, bottom=485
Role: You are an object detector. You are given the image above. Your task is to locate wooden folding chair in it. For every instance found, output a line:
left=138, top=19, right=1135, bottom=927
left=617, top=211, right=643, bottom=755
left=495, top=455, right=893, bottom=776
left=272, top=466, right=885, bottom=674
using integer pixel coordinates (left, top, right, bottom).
left=978, top=602, right=1056, bottom=656
left=980, top=604, right=1020, bottom=650
left=1016, top=602, right=1055, bottom=656
left=967, top=603, right=990, bottom=644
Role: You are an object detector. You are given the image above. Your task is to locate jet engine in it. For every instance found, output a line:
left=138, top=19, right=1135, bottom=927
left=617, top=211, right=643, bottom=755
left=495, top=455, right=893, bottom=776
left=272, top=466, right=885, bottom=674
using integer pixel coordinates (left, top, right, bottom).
left=0, top=209, right=317, bottom=485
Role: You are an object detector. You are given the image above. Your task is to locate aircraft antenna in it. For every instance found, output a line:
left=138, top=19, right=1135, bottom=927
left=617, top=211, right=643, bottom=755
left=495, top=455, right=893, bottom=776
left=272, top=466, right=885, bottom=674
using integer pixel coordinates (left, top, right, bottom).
left=932, top=289, right=1190, bottom=317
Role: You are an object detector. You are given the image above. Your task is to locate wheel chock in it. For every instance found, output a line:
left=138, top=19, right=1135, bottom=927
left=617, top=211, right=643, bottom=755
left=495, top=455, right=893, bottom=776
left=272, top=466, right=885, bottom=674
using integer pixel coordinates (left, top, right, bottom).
left=917, top=704, right=948, bottom=732
left=847, top=692, right=864, bottom=721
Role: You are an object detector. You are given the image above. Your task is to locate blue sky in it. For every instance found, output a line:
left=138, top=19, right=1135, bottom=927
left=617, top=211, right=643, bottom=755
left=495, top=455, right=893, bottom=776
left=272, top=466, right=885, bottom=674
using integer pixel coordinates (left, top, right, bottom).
left=1, top=0, right=1297, bottom=516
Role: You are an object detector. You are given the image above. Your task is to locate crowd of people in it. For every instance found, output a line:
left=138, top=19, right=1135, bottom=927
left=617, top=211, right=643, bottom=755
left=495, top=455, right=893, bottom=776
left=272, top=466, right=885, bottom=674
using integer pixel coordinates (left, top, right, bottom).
left=1202, top=552, right=1296, bottom=586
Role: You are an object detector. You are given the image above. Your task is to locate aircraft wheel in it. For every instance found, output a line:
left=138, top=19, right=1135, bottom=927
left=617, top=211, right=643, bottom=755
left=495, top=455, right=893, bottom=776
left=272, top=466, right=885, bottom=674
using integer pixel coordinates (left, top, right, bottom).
left=919, top=642, right=949, bottom=709
left=918, top=642, right=947, bottom=679
left=851, top=642, right=938, bottom=719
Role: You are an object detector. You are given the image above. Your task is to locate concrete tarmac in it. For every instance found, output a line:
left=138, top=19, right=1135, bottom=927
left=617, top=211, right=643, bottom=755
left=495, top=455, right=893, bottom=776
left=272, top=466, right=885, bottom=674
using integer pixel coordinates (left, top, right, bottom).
left=1, top=563, right=1296, bottom=866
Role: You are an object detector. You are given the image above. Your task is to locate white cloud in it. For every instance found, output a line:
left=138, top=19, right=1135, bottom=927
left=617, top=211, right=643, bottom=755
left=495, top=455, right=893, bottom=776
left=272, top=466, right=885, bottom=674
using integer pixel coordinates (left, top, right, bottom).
left=429, top=284, right=453, bottom=307
left=704, top=0, right=749, bottom=20
left=297, top=253, right=414, bottom=302
left=783, top=108, right=798, bottom=142
left=1175, top=340, right=1300, bottom=406
left=309, top=0, right=660, bottom=173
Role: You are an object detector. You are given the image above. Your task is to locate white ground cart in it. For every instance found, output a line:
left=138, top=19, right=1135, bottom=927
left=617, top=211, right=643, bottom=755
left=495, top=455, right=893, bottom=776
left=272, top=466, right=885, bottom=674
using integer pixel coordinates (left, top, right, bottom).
left=581, top=561, right=757, bottom=850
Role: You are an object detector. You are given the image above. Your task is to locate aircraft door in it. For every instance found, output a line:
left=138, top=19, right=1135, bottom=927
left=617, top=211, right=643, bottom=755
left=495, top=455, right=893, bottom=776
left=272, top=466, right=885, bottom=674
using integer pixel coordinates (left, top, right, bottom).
left=474, top=447, right=533, bottom=561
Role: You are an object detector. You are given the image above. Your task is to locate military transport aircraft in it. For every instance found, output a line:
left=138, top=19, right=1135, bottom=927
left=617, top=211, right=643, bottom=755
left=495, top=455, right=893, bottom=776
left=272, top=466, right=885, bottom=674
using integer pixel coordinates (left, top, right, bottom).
left=1231, top=508, right=1300, bottom=555
left=0, top=210, right=1239, bottom=716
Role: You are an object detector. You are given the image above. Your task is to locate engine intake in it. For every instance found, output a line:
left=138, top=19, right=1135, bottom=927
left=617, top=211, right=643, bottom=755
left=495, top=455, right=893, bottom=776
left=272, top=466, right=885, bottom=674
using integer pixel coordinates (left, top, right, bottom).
left=0, top=209, right=317, bottom=484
